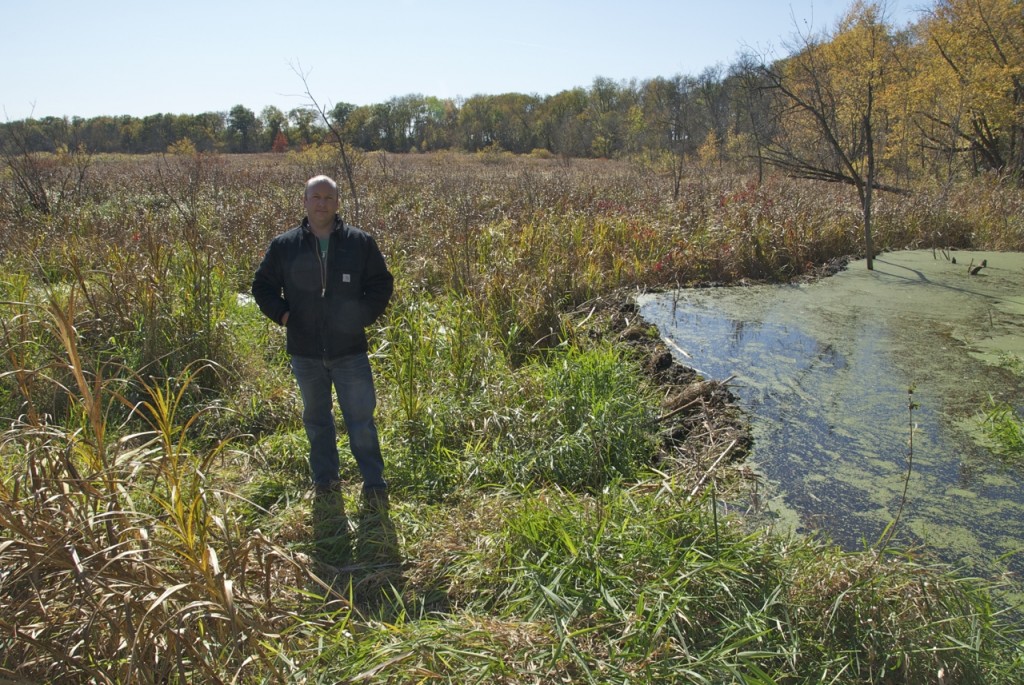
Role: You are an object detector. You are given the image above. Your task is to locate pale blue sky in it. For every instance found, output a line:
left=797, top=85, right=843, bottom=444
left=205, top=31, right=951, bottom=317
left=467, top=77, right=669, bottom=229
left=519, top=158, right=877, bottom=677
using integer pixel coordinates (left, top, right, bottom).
left=2, top=0, right=924, bottom=120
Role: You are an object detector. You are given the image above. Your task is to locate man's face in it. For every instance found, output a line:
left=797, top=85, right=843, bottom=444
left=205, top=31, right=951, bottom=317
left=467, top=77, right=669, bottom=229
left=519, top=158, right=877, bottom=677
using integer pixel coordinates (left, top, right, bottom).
left=304, top=182, right=339, bottom=223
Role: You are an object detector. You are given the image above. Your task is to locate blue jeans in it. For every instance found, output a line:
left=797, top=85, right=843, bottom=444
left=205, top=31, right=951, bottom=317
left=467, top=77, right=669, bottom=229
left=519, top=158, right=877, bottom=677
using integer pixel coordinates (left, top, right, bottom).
left=290, top=353, right=387, bottom=491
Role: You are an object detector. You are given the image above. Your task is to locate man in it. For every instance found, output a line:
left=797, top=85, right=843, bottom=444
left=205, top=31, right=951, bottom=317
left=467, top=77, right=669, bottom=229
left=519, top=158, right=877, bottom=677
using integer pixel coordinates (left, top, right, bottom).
left=252, top=175, right=393, bottom=499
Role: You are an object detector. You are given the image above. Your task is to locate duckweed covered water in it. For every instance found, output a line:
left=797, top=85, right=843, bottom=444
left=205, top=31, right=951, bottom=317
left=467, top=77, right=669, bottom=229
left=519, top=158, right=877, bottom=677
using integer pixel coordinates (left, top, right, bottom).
left=638, top=250, right=1024, bottom=582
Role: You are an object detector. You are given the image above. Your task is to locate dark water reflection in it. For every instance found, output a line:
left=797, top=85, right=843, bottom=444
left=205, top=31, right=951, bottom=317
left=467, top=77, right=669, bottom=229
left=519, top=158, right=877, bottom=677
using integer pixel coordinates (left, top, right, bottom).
left=638, top=251, right=1024, bottom=584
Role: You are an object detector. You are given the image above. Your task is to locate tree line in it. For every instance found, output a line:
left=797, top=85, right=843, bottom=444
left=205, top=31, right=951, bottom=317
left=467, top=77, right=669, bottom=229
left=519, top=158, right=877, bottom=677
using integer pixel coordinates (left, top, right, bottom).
left=2, top=0, right=1021, bottom=187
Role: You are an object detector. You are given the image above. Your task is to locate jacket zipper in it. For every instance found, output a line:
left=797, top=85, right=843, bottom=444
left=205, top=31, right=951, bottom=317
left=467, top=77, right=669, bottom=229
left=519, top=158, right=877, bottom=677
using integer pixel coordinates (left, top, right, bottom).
left=311, top=231, right=327, bottom=298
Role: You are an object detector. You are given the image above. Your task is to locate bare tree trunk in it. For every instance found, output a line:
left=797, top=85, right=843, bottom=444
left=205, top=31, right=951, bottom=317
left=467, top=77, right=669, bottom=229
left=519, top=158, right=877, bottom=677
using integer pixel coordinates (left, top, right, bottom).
left=864, top=91, right=876, bottom=271
left=672, top=151, right=684, bottom=201
left=864, top=178, right=875, bottom=271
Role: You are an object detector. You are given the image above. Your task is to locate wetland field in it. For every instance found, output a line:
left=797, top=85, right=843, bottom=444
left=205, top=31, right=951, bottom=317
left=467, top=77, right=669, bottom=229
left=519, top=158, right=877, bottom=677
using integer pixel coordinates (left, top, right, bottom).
left=1, top=150, right=1023, bottom=683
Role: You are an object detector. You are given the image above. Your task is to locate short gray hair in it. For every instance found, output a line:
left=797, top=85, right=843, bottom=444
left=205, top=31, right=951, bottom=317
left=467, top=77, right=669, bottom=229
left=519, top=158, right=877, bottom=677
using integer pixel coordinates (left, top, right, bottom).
left=304, top=175, right=338, bottom=198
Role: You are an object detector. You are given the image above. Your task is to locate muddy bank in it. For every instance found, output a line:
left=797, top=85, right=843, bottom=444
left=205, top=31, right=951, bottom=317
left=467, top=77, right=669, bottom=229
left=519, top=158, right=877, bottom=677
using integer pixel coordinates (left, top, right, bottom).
left=580, top=293, right=754, bottom=496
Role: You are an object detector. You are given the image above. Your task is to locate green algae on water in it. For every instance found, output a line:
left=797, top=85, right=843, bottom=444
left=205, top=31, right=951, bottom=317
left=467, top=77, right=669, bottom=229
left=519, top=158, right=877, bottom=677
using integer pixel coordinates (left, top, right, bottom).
left=638, top=249, right=1024, bottom=586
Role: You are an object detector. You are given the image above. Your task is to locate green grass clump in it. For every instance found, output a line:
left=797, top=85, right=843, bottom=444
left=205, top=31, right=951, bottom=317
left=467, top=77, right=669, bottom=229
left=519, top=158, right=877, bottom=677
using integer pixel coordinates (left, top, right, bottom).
left=979, top=356, right=1024, bottom=458
left=376, top=286, right=658, bottom=498
left=983, top=400, right=1024, bottom=457
left=514, top=343, right=656, bottom=489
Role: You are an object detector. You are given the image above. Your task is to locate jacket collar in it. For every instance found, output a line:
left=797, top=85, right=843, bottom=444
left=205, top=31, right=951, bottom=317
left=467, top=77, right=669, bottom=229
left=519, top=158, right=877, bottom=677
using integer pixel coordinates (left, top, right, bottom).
left=301, top=215, right=343, bottom=236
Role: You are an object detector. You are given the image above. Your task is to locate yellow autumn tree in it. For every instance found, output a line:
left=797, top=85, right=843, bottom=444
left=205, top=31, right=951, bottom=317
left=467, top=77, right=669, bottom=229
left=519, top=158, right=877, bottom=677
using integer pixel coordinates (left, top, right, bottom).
left=910, top=0, right=1024, bottom=180
left=759, top=1, right=911, bottom=269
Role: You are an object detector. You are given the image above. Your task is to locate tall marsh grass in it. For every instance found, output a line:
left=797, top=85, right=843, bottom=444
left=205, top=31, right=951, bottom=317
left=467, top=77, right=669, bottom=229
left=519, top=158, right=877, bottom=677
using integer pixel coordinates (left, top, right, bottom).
left=1, top=151, right=1023, bottom=682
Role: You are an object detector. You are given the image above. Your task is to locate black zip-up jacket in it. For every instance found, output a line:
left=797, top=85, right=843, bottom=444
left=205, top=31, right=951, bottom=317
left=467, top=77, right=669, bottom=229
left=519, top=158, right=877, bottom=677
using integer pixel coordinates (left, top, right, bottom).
left=251, top=216, right=393, bottom=359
